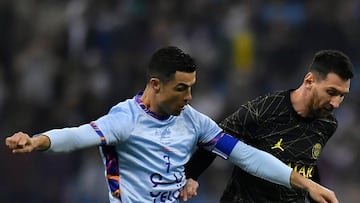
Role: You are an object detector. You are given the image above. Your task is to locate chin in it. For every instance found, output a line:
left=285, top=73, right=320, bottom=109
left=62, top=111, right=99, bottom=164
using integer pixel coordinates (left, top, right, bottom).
left=318, top=110, right=331, bottom=118
left=172, top=109, right=183, bottom=116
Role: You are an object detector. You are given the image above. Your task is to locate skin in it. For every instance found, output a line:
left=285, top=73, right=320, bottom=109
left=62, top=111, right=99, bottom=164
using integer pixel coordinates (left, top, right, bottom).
left=292, top=72, right=350, bottom=118
left=5, top=132, right=50, bottom=153
left=141, top=71, right=196, bottom=116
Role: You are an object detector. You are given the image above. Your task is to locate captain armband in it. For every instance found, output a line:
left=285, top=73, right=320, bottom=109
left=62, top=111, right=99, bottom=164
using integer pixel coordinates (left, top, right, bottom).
left=211, top=133, right=238, bottom=160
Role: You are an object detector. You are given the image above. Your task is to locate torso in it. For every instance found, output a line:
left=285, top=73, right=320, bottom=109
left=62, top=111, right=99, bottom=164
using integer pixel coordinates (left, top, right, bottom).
left=219, top=90, right=337, bottom=203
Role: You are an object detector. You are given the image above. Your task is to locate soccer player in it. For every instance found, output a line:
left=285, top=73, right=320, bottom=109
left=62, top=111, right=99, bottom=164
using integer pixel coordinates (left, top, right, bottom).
left=184, top=50, right=354, bottom=202
left=5, top=46, right=338, bottom=203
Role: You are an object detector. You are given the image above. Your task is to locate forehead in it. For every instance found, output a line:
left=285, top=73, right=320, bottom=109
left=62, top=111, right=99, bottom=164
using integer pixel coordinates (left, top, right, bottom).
left=170, top=71, right=196, bottom=86
left=319, top=72, right=351, bottom=94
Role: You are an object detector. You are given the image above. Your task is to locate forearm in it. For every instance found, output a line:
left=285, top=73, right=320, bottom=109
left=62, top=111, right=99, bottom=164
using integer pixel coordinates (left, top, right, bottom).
left=290, top=170, right=315, bottom=190
left=44, top=124, right=102, bottom=152
left=228, top=141, right=292, bottom=188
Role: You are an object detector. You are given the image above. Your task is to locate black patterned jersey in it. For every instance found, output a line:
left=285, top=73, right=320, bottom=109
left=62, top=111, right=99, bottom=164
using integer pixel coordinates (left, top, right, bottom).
left=219, top=90, right=337, bottom=203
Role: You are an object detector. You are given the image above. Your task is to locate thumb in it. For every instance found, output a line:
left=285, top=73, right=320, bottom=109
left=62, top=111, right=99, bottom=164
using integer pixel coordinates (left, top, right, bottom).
left=17, top=138, right=29, bottom=147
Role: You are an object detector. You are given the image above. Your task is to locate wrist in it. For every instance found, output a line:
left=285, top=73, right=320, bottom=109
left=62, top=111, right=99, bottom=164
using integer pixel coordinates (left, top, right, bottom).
left=290, top=170, right=311, bottom=190
left=32, top=135, right=51, bottom=151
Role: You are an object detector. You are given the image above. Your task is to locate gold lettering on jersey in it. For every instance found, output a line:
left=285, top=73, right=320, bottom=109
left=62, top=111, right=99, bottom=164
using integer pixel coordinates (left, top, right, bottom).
left=312, top=143, right=322, bottom=159
left=288, top=163, right=314, bottom=178
left=271, top=138, right=284, bottom=151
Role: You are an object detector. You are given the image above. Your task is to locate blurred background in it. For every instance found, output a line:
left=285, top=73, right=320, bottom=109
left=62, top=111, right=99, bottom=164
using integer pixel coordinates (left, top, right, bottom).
left=1, top=0, right=360, bottom=202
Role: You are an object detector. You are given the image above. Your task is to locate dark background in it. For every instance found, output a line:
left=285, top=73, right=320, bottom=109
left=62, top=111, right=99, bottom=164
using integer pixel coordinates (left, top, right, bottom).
left=1, top=1, right=359, bottom=202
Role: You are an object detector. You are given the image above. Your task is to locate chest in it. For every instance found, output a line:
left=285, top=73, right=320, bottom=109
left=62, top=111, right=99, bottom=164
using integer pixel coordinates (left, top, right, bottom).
left=248, top=115, right=333, bottom=162
left=117, top=118, right=198, bottom=168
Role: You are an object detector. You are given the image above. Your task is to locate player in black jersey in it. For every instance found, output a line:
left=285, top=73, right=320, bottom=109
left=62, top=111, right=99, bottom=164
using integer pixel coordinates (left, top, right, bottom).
left=182, top=50, right=354, bottom=203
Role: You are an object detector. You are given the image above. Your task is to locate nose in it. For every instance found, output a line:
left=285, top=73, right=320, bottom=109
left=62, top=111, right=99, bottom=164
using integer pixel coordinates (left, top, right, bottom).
left=330, top=96, right=343, bottom=109
left=184, top=89, right=192, bottom=102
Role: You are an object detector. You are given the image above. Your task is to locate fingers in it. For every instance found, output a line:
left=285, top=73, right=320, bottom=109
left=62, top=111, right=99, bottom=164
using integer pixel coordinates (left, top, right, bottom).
left=326, top=190, right=338, bottom=203
left=181, top=178, right=199, bottom=201
left=5, top=132, right=32, bottom=153
left=12, top=148, right=32, bottom=154
left=181, top=186, right=197, bottom=201
left=310, top=186, right=338, bottom=203
left=5, top=132, right=25, bottom=148
left=180, top=189, right=188, bottom=202
left=319, top=186, right=337, bottom=203
left=186, top=182, right=197, bottom=197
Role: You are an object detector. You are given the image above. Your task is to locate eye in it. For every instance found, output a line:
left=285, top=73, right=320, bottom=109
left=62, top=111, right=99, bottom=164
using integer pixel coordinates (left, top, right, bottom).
left=327, top=89, right=345, bottom=98
left=327, top=90, right=337, bottom=96
left=175, top=85, right=188, bottom=92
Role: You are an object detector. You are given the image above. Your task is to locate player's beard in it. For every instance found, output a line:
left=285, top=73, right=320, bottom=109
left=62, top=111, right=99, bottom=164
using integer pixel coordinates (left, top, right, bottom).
left=311, top=107, right=333, bottom=118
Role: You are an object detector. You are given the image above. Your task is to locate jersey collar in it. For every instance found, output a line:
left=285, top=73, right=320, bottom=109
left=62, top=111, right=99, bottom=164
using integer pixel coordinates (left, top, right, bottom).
left=135, top=92, right=170, bottom=120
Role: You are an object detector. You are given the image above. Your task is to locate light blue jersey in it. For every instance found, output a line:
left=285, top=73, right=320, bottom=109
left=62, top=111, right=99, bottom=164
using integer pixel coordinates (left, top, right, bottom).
left=95, top=94, right=222, bottom=203
left=46, top=93, right=222, bottom=203
left=44, top=93, right=292, bottom=203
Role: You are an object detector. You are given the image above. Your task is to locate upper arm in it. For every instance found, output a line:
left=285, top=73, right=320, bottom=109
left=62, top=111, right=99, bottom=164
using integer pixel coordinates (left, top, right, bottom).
left=94, top=112, right=134, bottom=145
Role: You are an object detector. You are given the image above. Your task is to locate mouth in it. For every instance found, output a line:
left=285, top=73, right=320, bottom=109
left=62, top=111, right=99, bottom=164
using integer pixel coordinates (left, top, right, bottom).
left=325, top=107, right=334, bottom=112
left=180, top=104, right=187, bottom=111
left=320, top=108, right=333, bottom=116
left=172, top=106, right=185, bottom=116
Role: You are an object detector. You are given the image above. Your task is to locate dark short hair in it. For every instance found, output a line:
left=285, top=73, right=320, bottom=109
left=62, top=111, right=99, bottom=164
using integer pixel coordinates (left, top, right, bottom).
left=147, top=46, right=197, bottom=83
left=309, top=50, right=354, bottom=80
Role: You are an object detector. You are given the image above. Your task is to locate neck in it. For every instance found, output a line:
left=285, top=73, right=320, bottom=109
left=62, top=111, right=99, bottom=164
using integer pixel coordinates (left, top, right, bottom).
left=137, top=87, right=169, bottom=120
left=290, top=86, right=309, bottom=117
left=140, top=87, right=152, bottom=108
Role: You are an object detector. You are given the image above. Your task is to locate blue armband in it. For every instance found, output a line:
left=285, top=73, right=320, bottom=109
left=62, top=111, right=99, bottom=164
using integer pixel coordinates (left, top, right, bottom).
left=211, top=133, right=238, bottom=160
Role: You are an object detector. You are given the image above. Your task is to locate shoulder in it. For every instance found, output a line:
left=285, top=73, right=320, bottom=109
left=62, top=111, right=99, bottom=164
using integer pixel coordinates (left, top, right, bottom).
left=245, top=90, right=289, bottom=111
left=182, top=105, right=218, bottom=129
left=109, top=97, right=137, bottom=115
left=101, top=98, right=140, bottom=125
left=183, top=105, right=212, bottom=120
left=262, top=90, right=288, bottom=101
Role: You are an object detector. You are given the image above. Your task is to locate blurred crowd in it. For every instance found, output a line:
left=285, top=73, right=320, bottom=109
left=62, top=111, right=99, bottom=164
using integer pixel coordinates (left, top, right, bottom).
left=1, top=0, right=359, bottom=202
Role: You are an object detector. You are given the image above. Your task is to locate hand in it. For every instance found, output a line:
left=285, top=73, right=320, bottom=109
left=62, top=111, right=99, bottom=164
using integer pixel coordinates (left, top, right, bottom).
left=307, top=180, right=338, bottom=203
left=290, top=171, right=338, bottom=203
left=180, top=178, right=199, bottom=201
left=5, top=132, right=36, bottom=153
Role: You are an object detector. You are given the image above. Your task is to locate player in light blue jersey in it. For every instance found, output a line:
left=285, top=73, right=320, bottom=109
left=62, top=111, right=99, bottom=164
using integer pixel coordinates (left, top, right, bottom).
left=5, top=46, right=338, bottom=203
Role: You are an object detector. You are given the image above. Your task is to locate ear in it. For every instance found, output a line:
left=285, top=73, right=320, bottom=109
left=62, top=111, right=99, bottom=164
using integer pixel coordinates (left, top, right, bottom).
left=150, top=78, right=161, bottom=93
left=304, top=72, right=314, bottom=89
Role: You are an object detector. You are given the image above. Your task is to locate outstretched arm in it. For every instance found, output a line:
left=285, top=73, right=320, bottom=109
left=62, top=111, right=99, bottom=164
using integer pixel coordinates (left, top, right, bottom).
left=182, top=133, right=338, bottom=203
left=5, top=124, right=103, bottom=153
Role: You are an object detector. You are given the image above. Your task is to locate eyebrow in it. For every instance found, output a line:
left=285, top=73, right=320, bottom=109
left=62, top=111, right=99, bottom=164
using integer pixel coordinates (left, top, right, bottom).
left=177, top=80, right=196, bottom=86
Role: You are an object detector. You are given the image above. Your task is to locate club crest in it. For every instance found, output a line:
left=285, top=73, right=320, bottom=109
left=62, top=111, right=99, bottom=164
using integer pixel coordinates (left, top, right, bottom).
left=312, top=143, right=322, bottom=159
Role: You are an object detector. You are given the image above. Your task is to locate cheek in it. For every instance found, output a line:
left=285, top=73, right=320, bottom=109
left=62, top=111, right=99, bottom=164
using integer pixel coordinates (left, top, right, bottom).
left=163, top=94, right=181, bottom=106
left=311, top=91, right=324, bottom=107
left=317, top=93, right=331, bottom=106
